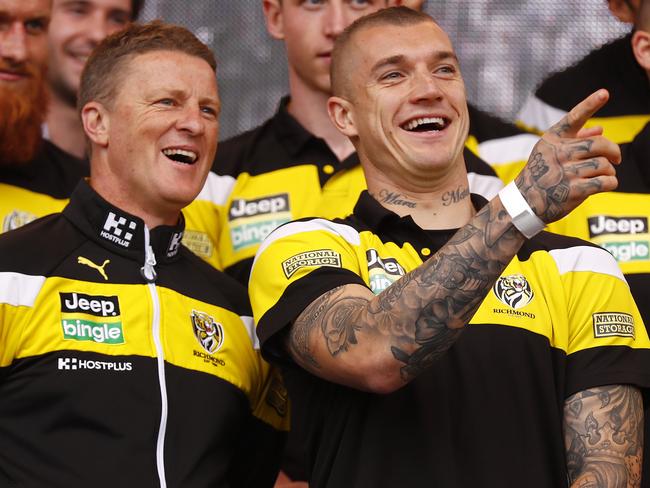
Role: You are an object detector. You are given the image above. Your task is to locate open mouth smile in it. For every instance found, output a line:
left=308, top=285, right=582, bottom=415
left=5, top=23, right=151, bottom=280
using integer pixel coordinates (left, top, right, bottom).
left=400, top=116, right=450, bottom=133
left=162, top=147, right=198, bottom=164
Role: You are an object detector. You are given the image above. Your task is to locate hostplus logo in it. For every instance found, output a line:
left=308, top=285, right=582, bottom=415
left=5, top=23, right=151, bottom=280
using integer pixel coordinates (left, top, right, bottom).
left=228, top=194, right=291, bottom=251
left=588, top=215, right=650, bottom=263
left=367, top=249, right=405, bottom=294
left=58, top=357, right=132, bottom=372
left=100, top=211, right=138, bottom=248
left=166, top=231, right=183, bottom=258
left=60, top=292, right=125, bottom=345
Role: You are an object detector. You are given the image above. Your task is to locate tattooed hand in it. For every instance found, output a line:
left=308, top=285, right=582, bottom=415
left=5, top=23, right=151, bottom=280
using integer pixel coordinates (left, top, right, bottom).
left=515, top=89, right=621, bottom=224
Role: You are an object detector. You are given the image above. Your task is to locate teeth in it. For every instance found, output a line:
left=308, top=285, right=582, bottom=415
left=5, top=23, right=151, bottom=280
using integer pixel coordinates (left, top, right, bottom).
left=402, top=117, right=445, bottom=131
left=162, top=148, right=198, bottom=163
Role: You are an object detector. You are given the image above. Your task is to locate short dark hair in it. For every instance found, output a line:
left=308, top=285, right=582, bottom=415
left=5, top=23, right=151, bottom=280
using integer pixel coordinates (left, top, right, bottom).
left=331, top=6, right=434, bottom=97
left=131, top=0, right=145, bottom=20
left=78, top=20, right=216, bottom=114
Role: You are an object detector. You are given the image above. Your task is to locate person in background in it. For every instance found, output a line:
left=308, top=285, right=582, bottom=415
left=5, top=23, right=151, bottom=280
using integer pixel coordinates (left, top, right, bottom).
left=250, top=7, right=650, bottom=488
left=181, top=0, right=503, bottom=280
left=0, top=20, right=287, bottom=487
left=0, top=0, right=87, bottom=235
left=45, top=0, right=144, bottom=159
left=518, top=0, right=648, bottom=148
left=541, top=2, right=650, bottom=482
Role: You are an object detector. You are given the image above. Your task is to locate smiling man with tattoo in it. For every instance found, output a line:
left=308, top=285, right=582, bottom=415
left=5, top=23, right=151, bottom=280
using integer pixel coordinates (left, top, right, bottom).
left=249, top=7, right=650, bottom=488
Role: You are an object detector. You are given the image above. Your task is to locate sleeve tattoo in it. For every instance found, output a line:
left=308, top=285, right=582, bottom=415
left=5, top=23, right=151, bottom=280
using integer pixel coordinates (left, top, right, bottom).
left=564, top=385, right=643, bottom=488
left=287, top=199, right=524, bottom=384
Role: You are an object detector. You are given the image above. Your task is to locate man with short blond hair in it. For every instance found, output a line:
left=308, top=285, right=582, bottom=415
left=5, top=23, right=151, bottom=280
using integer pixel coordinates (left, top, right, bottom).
left=0, top=21, right=287, bottom=487
left=250, top=7, right=650, bottom=487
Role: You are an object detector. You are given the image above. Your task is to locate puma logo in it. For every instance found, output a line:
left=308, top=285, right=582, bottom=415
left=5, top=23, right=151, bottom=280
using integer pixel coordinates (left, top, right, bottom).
left=78, top=256, right=110, bottom=281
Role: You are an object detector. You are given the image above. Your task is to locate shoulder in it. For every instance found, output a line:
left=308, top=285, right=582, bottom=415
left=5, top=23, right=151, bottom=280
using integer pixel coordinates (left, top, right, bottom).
left=521, top=231, right=624, bottom=280
left=0, top=212, right=82, bottom=275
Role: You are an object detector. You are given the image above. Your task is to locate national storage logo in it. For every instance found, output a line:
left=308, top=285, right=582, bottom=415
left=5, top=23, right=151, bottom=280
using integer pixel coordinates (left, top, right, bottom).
left=282, top=249, right=341, bottom=278
left=59, top=292, right=125, bottom=345
left=228, top=194, right=291, bottom=251
left=593, top=312, right=635, bottom=339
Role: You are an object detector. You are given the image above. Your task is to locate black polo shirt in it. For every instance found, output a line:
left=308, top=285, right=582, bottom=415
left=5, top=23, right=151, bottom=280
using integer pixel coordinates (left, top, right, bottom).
left=251, top=191, right=650, bottom=488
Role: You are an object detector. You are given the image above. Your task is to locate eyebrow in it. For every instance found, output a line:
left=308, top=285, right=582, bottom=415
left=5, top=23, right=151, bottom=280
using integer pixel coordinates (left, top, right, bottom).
left=370, top=50, right=459, bottom=74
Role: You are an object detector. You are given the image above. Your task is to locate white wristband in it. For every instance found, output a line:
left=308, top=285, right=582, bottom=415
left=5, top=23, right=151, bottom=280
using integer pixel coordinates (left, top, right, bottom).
left=498, top=181, right=545, bottom=239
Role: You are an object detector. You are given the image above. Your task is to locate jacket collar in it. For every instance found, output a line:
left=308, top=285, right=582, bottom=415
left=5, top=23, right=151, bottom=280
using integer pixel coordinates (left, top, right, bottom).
left=63, top=180, right=185, bottom=265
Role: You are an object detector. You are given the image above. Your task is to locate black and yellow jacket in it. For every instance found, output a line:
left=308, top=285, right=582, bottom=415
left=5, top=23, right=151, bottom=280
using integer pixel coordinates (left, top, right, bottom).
left=0, top=181, right=287, bottom=488
left=250, top=192, right=650, bottom=488
left=1, top=139, right=87, bottom=234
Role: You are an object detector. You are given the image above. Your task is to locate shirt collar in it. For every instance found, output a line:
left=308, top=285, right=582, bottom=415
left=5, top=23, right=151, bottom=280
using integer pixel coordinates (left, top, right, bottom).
left=63, top=179, right=185, bottom=264
left=353, top=190, right=489, bottom=232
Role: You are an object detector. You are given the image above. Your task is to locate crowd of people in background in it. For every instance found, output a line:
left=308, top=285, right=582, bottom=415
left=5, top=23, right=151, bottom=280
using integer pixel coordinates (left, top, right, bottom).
left=0, top=0, right=649, bottom=487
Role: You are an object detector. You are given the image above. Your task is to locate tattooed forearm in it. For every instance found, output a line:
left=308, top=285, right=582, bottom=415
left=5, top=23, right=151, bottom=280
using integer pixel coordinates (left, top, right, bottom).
left=564, top=385, right=643, bottom=488
left=288, top=196, right=525, bottom=386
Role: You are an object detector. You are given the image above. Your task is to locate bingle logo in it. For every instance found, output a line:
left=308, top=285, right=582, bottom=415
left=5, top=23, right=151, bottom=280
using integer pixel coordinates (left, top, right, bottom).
left=100, top=211, right=137, bottom=248
left=588, top=215, right=648, bottom=238
left=229, top=194, right=290, bottom=220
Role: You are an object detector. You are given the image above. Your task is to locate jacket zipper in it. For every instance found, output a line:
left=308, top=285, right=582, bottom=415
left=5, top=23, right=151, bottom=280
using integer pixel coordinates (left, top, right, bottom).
left=142, top=226, right=168, bottom=488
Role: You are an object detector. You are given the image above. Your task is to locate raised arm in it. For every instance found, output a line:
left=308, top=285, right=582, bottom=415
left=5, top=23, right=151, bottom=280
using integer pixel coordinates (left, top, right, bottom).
left=564, top=385, right=643, bottom=488
left=285, top=90, right=621, bottom=393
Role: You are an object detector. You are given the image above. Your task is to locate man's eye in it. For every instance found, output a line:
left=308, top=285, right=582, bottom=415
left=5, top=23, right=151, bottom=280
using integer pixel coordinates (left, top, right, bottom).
left=201, top=106, right=218, bottom=117
left=381, top=71, right=402, bottom=81
left=349, top=0, right=371, bottom=9
left=25, top=19, right=46, bottom=35
left=436, top=66, right=456, bottom=75
left=157, top=99, right=175, bottom=106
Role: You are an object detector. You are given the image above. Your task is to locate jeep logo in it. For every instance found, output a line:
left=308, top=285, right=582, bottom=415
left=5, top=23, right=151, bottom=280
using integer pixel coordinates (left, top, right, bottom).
left=229, top=194, right=290, bottom=220
left=367, top=249, right=405, bottom=276
left=60, top=292, right=120, bottom=317
left=588, top=216, right=648, bottom=238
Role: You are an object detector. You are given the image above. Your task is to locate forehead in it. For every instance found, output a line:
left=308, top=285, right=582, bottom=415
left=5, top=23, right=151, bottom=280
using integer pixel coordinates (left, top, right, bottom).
left=118, top=50, right=218, bottom=96
left=53, top=0, right=131, bottom=11
left=351, top=21, right=455, bottom=70
left=0, top=0, right=51, bottom=18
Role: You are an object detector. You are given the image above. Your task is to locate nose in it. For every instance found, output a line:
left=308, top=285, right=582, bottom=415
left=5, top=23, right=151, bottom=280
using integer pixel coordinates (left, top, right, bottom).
left=176, top=104, right=206, bottom=136
left=0, top=22, right=28, bottom=63
left=85, top=13, right=112, bottom=46
left=410, top=69, right=443, bottom=103
left=323, top=3, right=346, bottom=39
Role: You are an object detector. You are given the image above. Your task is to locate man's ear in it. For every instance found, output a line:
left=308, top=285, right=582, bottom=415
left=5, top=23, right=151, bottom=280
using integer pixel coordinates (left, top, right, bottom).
left=263, top=0, right=285, bottom=40
left=81, top=101, right=109, bottom=148
left=632, top=29, right=650, bottom=74
left=608, top=0, right=637, bottom=23
left=328, top=96, right=358, bottom=138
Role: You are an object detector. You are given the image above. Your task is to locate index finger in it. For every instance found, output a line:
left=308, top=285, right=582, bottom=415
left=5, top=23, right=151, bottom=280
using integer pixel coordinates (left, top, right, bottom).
left=546, top=89, right=609, bottom=138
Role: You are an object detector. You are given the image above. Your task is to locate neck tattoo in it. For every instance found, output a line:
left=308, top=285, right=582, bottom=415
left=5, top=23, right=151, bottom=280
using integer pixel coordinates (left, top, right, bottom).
left=442, top=186, right=469, bottom=207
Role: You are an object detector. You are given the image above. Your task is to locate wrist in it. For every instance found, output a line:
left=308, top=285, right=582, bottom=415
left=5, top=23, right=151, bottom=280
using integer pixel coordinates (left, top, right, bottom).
left=498, top=182, right=545, bottom=239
